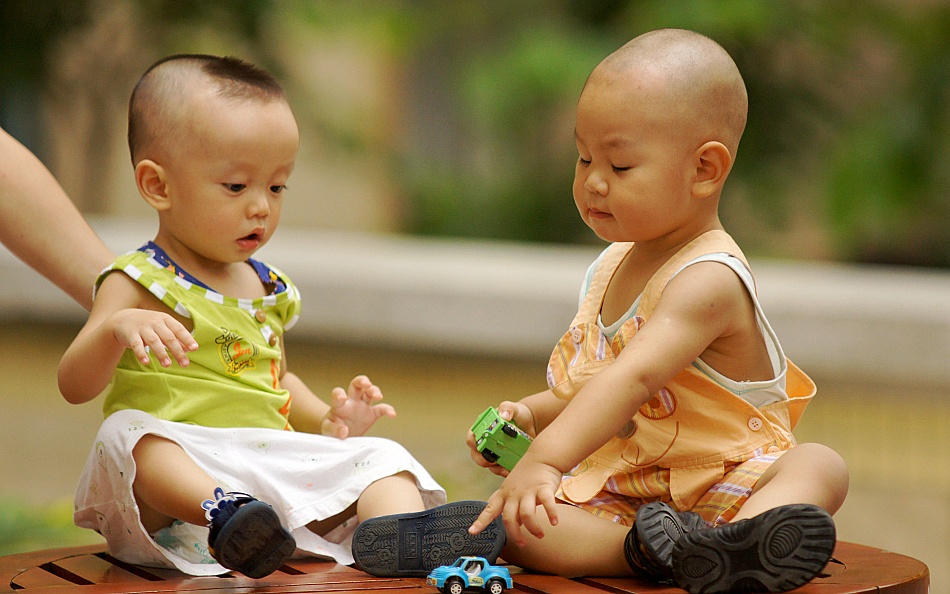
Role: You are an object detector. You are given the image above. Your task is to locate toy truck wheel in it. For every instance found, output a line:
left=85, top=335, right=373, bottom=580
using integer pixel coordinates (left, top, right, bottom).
left=481, top=449, right=499, bottom=464
left=487, top=578, right=506, bottom=593
left=442, top=577, right=464, bottom=594
left=502, top=423, right=518, bottom=438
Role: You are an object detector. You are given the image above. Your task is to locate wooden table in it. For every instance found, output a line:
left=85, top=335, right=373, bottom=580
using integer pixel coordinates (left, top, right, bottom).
left=1, top=541, right=928, bottom=593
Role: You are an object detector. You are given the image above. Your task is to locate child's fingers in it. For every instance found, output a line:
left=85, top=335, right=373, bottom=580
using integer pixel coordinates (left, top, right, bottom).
left=466, top=431, right=510, bottom=476
left=502, top=498, right=526, bottom=547
left=170, top=324, right=198, bottom=352
left=539, top=489, right=559, bottom=528
left=154, top=325, right=193, bottom=367
left=518, top=497, right=550, bottom=540
left=500, top=401, right=536, bottom=436
left=468, top=493, right=504, bottom=536
left=322, top=414, right=350, bottom=439
left=373, top=403, right=396, bottom=418
left=348, top=374, right=372, bottom=394
left=138, top=328, right=173, bottom=367
left=497, top=401, right=517, bottom=421
left=336, top=422, right=349, bottom=439
left=127, top=336, right=151, bottom=366
left=365, top=384, right=383, bottom=403
left=330, top=387, right=347, bottom=408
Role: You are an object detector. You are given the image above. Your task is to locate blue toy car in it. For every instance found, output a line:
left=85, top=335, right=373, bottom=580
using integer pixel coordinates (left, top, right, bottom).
left=426, top=556, right=513, bottom=594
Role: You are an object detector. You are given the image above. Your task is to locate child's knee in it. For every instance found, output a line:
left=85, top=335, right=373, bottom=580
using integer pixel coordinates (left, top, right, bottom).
left=796, top=443, right=848, bottom=480
left=788, top=443, right=849, bottom=510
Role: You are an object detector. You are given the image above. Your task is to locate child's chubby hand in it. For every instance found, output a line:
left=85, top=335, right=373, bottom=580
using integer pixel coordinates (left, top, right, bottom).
left=110, top=308, right=198, bottom=368
left=468, top=451, right=562, bottom=546
left=321, top=375, right=396, bottom=439
left=466, top=400, right=537, bottom=478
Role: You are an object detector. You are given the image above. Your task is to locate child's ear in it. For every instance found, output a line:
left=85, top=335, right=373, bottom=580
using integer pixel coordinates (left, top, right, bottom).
left=691, top=141, right=733, bottom=199
left=134, top=159, right=171, bottom=211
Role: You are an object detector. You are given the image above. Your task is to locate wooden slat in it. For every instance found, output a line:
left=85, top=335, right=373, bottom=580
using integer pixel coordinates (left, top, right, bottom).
left=0, top=541, right=930, bottom=594
left=2, top=545, right=107, bottom=592
left=798, top=541, right=930, bottom=594
left=279, top=558, right=346, bottom=574
left=515, top=573, right=671, bottom=593
left=55, top=555, right=156, bottom=585
left=7, top=566, right=83, bottom=591
left=574, top=576, right=684, bottom=593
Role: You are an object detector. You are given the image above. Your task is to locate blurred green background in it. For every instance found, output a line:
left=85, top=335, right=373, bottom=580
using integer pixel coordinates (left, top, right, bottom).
left=4, top=0, right=950, bottom=266
left=1, top=0, right=948, bottom=588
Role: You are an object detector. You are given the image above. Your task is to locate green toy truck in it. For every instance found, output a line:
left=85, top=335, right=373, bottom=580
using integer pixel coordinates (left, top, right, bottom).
left=470, top=407, right=532, bottom=471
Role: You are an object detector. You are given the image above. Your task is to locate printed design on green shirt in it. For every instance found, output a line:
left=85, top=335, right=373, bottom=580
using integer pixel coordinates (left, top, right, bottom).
left=216, top=328, right=259, bottom=375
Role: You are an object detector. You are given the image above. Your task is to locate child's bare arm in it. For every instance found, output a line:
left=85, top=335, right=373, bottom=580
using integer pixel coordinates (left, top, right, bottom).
left=471, top=261, right=752, bottom=544
left=517, top=389, right=570, bottom=434
left=58, top=273, right=197, bottom=404
left=466, top=390, right=568, bottom=477
left=281, top=371, right=332, bottom=433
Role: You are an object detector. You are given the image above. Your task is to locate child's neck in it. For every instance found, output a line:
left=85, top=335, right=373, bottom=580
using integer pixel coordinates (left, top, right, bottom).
left=632, top=217, right=723, bottom=261
left=150, top=238, right=266, bottom=300
left=600, top=221, right=723, bottom=325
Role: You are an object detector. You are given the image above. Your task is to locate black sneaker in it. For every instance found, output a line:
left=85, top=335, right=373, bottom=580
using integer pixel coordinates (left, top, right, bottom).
left=351, top=500, right=506, bottom=577
left=672, top=503, right=836, bottom=593
left=202, top=488, right=296, bottom=579
left=624, top=501, right=707, bottom=582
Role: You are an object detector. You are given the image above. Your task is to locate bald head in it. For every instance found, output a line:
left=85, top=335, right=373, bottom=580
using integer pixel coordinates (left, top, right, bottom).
left=588, top=29, right=748, bottom=155
left=128, top=54, right=287, bottom=165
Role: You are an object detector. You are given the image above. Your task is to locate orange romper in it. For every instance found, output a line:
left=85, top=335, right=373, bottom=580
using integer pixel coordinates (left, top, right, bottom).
left=548, top=231, right=815, bottom=526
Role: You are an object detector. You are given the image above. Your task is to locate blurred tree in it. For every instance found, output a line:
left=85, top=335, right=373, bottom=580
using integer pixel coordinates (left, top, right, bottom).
left=393, top=0, right=950, bottom=267
left=0, top=0, right=278, bottom=213
left=400, top=10, right=609, bottom=243
left=4, top=0, right=949, bottom=266
left=0, top=1, right=93, bottom=150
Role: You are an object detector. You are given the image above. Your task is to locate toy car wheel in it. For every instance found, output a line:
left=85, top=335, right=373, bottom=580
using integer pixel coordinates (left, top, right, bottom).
left=481, top=449, right=499, bottom=464
left=502, top=423, right=518, bottom=438
left=442, top=577, right=464, bottom=594
left=487, top=578, right=506, bottom=593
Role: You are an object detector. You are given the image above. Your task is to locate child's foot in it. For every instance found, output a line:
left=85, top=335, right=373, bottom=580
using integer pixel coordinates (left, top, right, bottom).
left=672, top=503, right=836, bottom=593
left=351, top=500, right=506, bottom=577
left=624, top=501, right=706, bottom=582
left=203, top=488, right=296, bottom=579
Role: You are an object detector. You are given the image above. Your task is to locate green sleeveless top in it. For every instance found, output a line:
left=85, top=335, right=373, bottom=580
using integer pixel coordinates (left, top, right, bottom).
left=97, top=247, right=302, bottom=430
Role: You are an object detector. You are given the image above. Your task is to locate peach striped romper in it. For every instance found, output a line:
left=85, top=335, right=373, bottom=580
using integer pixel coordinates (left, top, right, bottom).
left=548, top=231, right=816, bottom=527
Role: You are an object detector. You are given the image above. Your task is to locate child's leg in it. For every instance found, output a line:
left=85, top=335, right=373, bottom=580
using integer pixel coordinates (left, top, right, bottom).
left=663, top=442, right=847, bottom=593
left=132, top=434, right=219, bottom=531
left=500, top=503, right=632, bottom=577
left=732, top=442, right=849, bottom=521
left=357, top=471, right=426, bottom=518
left=132, top=434, right=295, bottom=579
left=306, top=472, right=425, bottom=536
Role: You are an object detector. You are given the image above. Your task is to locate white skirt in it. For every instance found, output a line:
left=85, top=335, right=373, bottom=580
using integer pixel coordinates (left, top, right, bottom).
left=74, top=409, right=446, bottom=575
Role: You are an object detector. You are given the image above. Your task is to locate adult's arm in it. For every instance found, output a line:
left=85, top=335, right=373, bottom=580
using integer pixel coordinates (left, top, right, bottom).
left=0, top=127, right=113, bottom=310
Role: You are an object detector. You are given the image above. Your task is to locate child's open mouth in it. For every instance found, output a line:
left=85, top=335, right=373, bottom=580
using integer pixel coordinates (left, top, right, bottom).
left=237, top=231, right=263, bottom=250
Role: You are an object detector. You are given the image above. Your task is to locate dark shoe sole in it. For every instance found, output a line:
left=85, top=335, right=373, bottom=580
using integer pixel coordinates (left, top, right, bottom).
left=633, top=502, right=708, bottom=579
left=672, top=503, right=836, bottom=593
left=351, top=501, right=505, bottom=577
left=210, top=500, right=296, bottom=579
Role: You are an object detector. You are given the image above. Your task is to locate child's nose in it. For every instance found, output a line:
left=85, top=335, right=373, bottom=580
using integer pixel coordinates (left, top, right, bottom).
left=584, top=170, right=608, bottom=195
left=247, top=192, right=270, bottom=217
